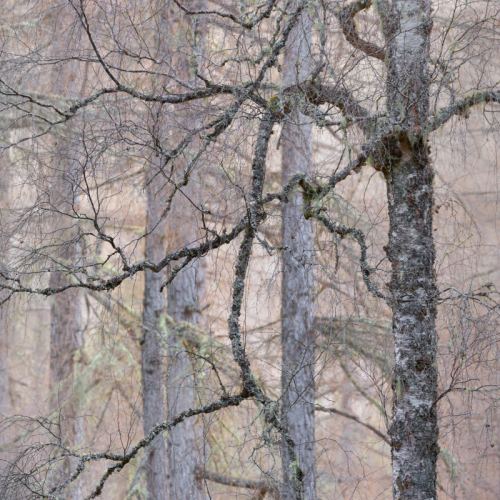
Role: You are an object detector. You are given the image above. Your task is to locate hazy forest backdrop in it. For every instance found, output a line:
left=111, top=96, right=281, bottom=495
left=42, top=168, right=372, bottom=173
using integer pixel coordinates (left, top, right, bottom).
left=0, top=0, right=499, bottom=499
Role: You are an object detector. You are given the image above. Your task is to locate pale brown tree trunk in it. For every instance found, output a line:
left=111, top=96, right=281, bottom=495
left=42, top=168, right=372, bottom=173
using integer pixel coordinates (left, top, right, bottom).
left=49, top=153, right=83, bottom=500
left=0, top=312, right=8, bottom=417
left=48, top=28, right=86, bottom=494
left=0, top=167, right=10, bottom=418
left=141, top=161, right=169, bottom=500
left=50, top=265, right=82, bottom=410
left=167, top=208, right=206, bottom=500
left=280, top=9, right=316, bottom=500
left=383, top=0, right=438, bottom=498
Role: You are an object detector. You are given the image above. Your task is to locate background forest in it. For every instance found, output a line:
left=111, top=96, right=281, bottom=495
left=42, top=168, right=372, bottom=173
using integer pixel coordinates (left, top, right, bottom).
left=0, top=0, right=499, bottom=499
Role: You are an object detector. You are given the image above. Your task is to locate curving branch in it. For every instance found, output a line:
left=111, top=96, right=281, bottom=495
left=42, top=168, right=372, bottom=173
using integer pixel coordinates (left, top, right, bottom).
left=225, top=112, right=305, bottom=500
left=0, top=216, right=249, bottom=302
left=333, top=0, right=385, bottom=61
left=267, top=81, right=375, bottom=134
left=71, top=395, right=247, bottom=500
left=305, top=210, right=390, bottom=304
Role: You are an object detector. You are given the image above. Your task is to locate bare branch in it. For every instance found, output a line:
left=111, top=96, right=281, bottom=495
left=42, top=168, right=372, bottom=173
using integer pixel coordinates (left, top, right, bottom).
left=196, top=467, right=277, bottom=496
left=173, top=0, right=278, bottom=30
left=315, top=405, right=390, bottom=443
left=427, top=90, right=500, bottom=132
left=333, top=0, right=385, bottom=61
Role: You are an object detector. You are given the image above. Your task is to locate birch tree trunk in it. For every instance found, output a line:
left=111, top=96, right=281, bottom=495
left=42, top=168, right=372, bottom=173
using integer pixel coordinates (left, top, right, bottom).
left=383, top=1, right=439, bottom=498
left=141, top=162, right=169, bottom=500
left=280, top=10, right=316, bottom=500
left=167, top=213, right=206, bottom=500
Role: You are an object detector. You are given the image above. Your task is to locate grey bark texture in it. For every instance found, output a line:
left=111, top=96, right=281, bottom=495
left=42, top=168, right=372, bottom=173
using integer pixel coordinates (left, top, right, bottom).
left=141, top=162, right=169, bottom=500
left=383, top=0, right=439, bottom=498
left=165, top=4, right=208, bottom=494
left=167, top=200, right=206, bottom=500
left=280, top=9, right=316, bottom=500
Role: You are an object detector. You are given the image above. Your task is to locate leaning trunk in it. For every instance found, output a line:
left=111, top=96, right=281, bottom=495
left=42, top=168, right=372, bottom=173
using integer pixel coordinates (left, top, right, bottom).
left=280, top=9, right=316, bottom=500
left=384, top=0, right=438, bottom=498
left=141, top=162, right=169, bottom=500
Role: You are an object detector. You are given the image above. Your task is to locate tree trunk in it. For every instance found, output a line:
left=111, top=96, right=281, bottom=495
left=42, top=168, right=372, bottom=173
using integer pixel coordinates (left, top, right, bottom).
left=0, top=310, right=8, bottom=417
left=167, top=212, right=206, bottom=500
left=0, top=168, right=10, bottom=417
left=49, top=157, right=83, bottom=500
left=141, top=162, right=169, bottom=500
left=280, top=10, right=316, bottom=500
left=384, top=0, right=438, bottom=498
left=48, top=41, right=85, bottom=495
left=50, top=265, right=82, bottom=409
left=165, top=3, right=207, bottom=494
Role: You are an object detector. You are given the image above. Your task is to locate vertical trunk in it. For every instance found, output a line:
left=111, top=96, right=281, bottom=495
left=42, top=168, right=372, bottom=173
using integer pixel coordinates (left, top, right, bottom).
left=0, top=168, right=10, bottom=417
left=384, top=1, right=438, bottom=498
left=0, top=309, right=8, bottom=417
left=48, top=32, right=85, bottom=493
left=50, top=265, right=82, bottom=409
left=281, top=10, right=316, bottom=500
left=385, top=150, right=438, bottom=500
left=141, top=163, right=169, bottom=500
left=166, top=3, right=207, bottom=495
left=49, top=160, right=83, bottom=500
left=167, top=215, right=206, bottom=500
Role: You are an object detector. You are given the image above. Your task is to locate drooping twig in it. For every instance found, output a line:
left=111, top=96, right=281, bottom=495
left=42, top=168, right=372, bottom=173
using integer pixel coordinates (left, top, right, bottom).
left=315, top=405, right=390, bottom=443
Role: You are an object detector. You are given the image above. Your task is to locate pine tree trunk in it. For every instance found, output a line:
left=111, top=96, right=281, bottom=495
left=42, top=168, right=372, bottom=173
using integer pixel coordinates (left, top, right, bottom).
left=0, top=205, right=11, bottom=420
left=0, top=168, right=10, bottom=417
left=384, top=0, right=439, bottom=498
left=50, top=268, right=82, bottom=408
left=166, top=4, right=207, bottom=494
left=141, top=163, right=169, bottom=500
left=0, top=311, right=8, bottom=417
left=49, top=160, right=83, bottom=500
left=167, top=213, right=206, bottom=500
left=47, top=43, right=85, bottom=496
left=280, top=10, right=316, bottom=500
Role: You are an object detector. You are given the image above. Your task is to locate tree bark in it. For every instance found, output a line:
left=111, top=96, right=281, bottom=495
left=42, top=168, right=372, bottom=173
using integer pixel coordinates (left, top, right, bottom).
left=167, top=211, right=206, bottom=500
left=0, top=167, right=10, bottom=418
left=280, top=9, right=316, bottom=500
left=49, top=155, right=83, bottom=500
left=0, top=310, right=8, bottom=418
left=165, top=3, right=208, bottom=495
left=141, top=161, right=169, bottom=500
left=384, top=0, right=439, bottom=498
left=47, top=34, right=86, bottom=493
